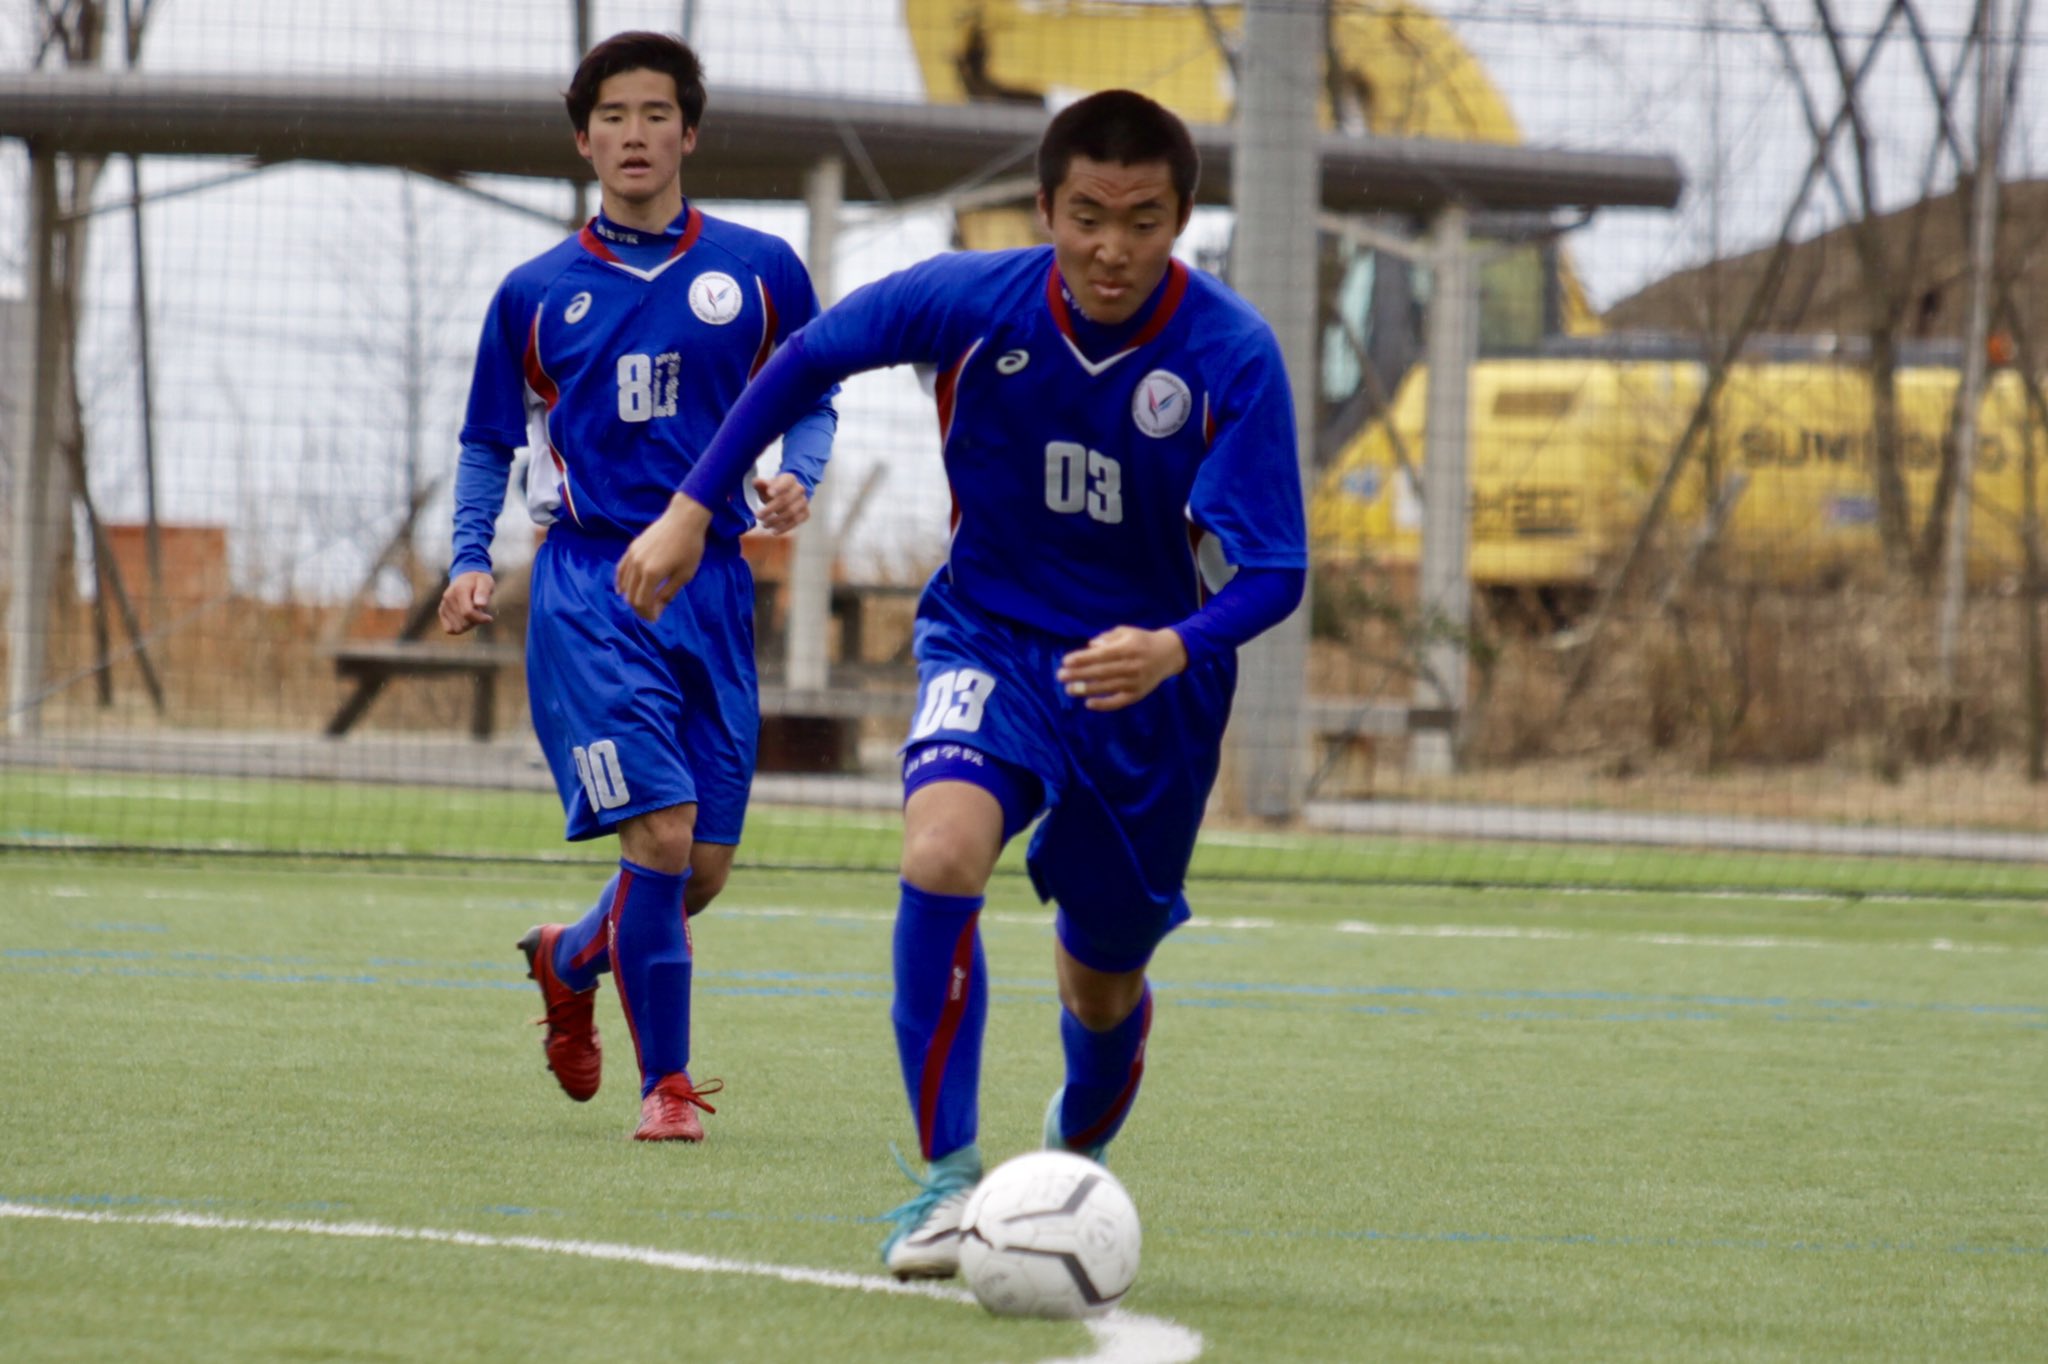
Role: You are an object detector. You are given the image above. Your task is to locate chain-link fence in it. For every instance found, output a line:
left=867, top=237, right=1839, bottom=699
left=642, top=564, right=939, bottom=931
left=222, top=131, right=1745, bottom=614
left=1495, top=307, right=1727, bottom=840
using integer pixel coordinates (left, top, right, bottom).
left=2, top=1, right=2044, bottom=886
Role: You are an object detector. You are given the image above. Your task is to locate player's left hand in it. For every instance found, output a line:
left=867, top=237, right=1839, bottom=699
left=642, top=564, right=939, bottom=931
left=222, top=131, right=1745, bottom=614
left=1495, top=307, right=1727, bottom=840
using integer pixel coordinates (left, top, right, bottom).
left=617, top=493, right=714, bottom=622
left=1056, top=626, right=1188, bottom=712
left=753, top=472, right=811, bottom=535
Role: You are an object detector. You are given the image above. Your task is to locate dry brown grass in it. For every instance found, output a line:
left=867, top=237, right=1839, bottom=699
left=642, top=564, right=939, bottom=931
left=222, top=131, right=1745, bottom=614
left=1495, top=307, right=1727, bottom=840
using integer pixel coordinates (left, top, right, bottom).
left=9, top=567, right=2047, bottom=833
left=1308, top=559, right=2048, bottom=825
left=7, top=584, right=531, bottom=736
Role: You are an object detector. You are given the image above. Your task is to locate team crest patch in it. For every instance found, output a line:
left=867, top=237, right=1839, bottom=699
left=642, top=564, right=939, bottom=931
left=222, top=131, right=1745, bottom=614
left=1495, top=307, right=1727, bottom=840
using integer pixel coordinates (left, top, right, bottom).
left=1132, top=369, right=1192, bottom=438
left=689, top=272, right=744, bottom=325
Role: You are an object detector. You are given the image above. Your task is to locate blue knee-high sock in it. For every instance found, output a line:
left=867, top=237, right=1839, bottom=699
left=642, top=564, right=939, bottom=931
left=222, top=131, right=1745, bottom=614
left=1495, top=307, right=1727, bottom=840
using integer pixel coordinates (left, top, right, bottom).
left=605, top=860, right=694, bottom=1097
left=1057, top=988, right=1152, bottom=1154
left=550, top=873, right=617, bottom=993
left=892, top=880, right=987, bottom=1163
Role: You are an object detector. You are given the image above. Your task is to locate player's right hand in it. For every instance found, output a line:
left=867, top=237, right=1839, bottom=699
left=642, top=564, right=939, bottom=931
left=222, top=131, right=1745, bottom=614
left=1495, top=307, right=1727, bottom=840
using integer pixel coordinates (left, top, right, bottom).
left=753, top=471, right=811, bottom=535
left=439, top=571, right=495, bottom=635
left=617, top=492, right=714, bottom=622
left=1055, top=625, right=1188, bottom=711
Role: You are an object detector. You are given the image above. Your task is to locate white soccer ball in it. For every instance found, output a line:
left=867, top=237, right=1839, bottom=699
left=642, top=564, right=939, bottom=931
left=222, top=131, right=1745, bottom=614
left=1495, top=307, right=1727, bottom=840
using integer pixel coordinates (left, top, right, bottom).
left=958, top=1151, right=1142, bottom=1320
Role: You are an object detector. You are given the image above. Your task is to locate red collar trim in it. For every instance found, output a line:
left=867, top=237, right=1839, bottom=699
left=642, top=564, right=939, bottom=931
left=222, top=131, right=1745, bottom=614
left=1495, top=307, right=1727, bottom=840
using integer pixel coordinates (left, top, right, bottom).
left=1044, top=258, right=1189, bottom=357
left=578, top=204, right=704, bottom=264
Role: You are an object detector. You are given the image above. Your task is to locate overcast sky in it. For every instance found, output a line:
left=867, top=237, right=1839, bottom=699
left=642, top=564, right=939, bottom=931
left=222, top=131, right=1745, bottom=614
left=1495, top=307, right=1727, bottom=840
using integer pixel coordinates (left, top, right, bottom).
left=1, top=0, right=2034, bottom=598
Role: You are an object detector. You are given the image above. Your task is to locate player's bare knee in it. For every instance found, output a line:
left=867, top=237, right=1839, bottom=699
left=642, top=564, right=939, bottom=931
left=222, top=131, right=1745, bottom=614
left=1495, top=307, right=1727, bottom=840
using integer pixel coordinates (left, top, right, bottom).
left=619, top=806, right=695, bottom=876
left=1056, top=953, right=1147, bottom=1031
left=684, top=864, right=728, bottom=915
left=900, top=824, right=991, bottom=897
left=1062, top=983, right=1143, bottom=1032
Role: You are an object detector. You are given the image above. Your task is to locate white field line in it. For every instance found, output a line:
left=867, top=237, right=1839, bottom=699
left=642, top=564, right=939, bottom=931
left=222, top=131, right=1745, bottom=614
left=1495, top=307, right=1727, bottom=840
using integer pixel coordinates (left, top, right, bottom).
left=28, top=885, right=2036, bottom=955
left=1334, top=920, right=2021, bottom=954
left=0, top=1202, right=1203, bottom=1364
left=712, top=905, right=2030, bottom=956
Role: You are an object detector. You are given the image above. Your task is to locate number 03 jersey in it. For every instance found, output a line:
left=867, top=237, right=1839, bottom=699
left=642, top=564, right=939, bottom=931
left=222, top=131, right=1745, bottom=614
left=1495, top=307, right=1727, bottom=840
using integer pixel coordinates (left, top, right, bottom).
left=459, top=205, right=830, bottom=545
left=781, top=246, right=1306, bottom=639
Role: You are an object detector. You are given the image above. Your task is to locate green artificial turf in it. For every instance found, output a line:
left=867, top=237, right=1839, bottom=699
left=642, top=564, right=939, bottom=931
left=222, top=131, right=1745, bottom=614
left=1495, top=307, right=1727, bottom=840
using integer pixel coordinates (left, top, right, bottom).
left=6, top=767, right=2048, bottom=900
left=2, top=851, right=2042, bottom=1362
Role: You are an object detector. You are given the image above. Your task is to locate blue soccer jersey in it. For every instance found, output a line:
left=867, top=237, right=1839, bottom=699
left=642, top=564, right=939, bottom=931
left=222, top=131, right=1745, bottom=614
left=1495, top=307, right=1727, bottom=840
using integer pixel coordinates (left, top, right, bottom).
left=683, top=245, right=1307, bottom=637
left=460, top=205, right=835, bottom=548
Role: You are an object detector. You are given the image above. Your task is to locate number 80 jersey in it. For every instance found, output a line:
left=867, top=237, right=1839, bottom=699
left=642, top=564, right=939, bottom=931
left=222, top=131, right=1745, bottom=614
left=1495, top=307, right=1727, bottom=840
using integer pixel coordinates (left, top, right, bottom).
left=796, top=245, right=1307, bottom=639
left=459, top=206, right=828, bottom=545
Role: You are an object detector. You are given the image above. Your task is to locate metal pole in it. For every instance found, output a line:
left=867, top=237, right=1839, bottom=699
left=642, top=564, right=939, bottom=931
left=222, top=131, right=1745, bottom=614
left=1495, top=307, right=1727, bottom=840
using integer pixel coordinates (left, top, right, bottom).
left=126, top=153, right=162, bottom=624
left=7, top=149, right=60, bottom=737
left=121, top=2, right=162, bottom=622
left=785, top=153, right=842, bottom=694
left=572, top=0, right=592, bottom=226
left=1228, top=0, right=1322, bottom=820
left=1409, top=204, right=1477, bottom=776
left=400, top=171, right=425, bottom=585
left=1938, top=0, right=2006, bottom=687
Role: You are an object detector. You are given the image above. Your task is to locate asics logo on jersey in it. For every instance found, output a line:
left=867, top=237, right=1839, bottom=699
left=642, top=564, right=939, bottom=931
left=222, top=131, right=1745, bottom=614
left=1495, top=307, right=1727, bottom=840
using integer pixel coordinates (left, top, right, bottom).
left=995, top=349, right=1030, bottom=375
left=564, top=291, right=593, bottom=324
left=1132, top=370, right=1192, bottom=438
left=689, top=272, right=744, bottom=325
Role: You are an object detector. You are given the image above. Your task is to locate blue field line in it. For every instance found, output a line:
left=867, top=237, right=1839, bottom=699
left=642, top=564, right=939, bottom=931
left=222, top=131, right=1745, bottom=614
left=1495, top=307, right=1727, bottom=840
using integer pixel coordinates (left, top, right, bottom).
left=3, top=946, right=2041, bottom=1023
left=0, top=962, right=897, bottom=999
left=1159, top=976, right=2048, bottom=1020
left=0, top=945, right=331, bottom=967
left=1, top=1191, right=237, bottom=1211
left=9, top=1189, right=2042, bottom=1261
left=1153, top=1221, right=2048, bottom=1258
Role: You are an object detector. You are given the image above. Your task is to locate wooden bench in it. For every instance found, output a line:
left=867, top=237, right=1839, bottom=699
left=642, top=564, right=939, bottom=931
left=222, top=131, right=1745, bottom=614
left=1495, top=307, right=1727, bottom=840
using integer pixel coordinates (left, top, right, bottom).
left=324, top=640, right=523, bottom=741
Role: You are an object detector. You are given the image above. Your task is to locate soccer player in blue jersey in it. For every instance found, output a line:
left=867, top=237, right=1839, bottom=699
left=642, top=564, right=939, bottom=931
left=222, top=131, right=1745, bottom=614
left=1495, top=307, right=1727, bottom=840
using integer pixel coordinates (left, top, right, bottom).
left=617, top=89, right=1305, bottom=1265
left=438, top=32, right=836, bottom=1143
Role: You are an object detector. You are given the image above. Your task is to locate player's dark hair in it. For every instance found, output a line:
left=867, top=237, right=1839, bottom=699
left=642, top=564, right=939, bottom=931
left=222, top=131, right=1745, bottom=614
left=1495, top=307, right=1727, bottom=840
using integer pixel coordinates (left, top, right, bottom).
left=1036, top=90, right=1199, bottom=217
left=564, top=31, right=707, bottom=133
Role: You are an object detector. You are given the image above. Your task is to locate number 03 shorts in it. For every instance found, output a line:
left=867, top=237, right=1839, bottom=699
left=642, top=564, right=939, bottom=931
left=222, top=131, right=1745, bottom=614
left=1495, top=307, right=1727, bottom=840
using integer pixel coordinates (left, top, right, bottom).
left=903, top=573, right=1237, bottom=973
left=524, top=526, right=759, bottom=846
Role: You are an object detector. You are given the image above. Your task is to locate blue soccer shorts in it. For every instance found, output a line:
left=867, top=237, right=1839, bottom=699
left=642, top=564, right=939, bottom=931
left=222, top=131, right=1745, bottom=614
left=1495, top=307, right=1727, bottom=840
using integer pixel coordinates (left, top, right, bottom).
left=523, top=527, right=758, bottom=845
left=902, top=575, right=1236, bottom=973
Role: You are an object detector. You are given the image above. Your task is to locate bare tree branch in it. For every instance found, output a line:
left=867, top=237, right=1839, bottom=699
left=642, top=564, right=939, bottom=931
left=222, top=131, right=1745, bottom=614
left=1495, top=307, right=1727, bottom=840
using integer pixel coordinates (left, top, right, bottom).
left=1902, top=0, right=2029, bottom=580
left=1557, top=0, right=1910, bottom=714
left=1813, top=0, right=1917, bottom=577
left=1192, top=1, right=1240, bottom=84
left=1903, top=0, right=1991, bottom=579
left=1751, top=1, right=1859, bottom=224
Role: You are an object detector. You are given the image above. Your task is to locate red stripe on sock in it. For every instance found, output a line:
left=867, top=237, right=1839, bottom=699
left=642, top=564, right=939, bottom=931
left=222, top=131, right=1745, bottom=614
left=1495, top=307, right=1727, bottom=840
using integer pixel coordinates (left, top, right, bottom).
left=916, top=913, right=980, bottom=1161
left=604, top=870, right=644, bottom=1074
left=569, top=912, right=609, bottom=971
left=680, top=900, right=693, bottom=1068
left=1068, top=992, right=1152, bottom=1151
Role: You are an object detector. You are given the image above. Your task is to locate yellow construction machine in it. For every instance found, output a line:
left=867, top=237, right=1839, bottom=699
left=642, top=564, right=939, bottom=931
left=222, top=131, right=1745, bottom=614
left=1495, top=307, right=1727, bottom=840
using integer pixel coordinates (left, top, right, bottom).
left=904, top=3, right=2038, bottom=597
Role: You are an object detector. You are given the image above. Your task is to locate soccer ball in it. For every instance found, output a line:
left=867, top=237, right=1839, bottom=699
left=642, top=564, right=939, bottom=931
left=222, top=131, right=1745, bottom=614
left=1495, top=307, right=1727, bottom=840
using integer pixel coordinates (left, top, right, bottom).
left=958, top=1151, right=1141, bottom=1319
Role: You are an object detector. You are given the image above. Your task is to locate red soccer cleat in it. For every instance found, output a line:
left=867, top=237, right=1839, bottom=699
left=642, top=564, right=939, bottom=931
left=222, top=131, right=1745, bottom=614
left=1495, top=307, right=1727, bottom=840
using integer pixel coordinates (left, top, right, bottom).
left=633, top=1073, right=724, bottom=1142
left=517, top=924, right=602, bottom=1102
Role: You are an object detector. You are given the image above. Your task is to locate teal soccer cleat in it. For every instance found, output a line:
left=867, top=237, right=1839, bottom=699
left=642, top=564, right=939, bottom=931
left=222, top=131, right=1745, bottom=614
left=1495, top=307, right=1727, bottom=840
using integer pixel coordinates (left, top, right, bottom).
left=881, top=1144, right=982, bottom=1280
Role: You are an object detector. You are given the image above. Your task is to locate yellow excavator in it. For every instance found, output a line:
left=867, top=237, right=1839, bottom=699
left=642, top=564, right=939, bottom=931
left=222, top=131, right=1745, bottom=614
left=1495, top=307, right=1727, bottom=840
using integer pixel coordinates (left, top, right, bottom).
left=902, top=1, right=1594, bottom=464
left=906, top=0, right=1524, bottom=147
left=1313, top=343, right=2036, bottom=596
left=903, top=2, right=2034, bottom=597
